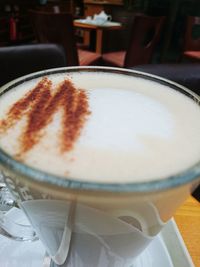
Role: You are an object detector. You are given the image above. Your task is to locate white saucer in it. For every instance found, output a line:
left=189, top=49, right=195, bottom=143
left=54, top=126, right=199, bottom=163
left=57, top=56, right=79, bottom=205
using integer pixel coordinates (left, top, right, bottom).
left=0, top=209, right=194, bottom=267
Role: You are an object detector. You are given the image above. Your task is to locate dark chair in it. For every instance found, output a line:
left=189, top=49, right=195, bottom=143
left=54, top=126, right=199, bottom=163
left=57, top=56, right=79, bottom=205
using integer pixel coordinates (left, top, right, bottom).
left=102, top=14, right=165, bottom=68
left=183, top=16, right=200, bottom=62
left=29, top=10, right=101, bottom=66
left=131, top=63, right=200, bottom=201
left=0, top=43, right=66, bottom=87
left=102, top=9, right=135, bottom=53
left=132, top=63, right=200, bottom=95
left=0, top=17, right=9, bottom=46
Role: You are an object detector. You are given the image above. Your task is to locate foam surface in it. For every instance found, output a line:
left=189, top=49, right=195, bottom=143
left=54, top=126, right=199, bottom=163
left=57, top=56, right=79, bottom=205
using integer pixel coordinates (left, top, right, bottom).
left=0, top=71, right=200, bottom=183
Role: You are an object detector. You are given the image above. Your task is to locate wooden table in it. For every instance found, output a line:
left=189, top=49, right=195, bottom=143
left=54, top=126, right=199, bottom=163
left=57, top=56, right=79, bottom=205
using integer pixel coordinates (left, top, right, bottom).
left=74, top=20, right=122, bottom=54
left=174, top=196, right=200, bottom=267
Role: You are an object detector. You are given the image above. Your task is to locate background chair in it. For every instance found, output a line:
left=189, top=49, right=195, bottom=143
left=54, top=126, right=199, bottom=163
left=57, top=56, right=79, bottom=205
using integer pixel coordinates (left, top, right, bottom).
left=0, top=43, right=66, bottom=87
left=102, top=14, right=165, bottom=68
left=0, top=17, right=9, bottom=47
left=102, top=9, right=135, bottom=53
left=132, top=63, right=200, bottom=95
left=183, top=16, right=200, bottom=62
left=29, top=10, right=101, bottom=66
left=131, top=63, right=200, bottom=201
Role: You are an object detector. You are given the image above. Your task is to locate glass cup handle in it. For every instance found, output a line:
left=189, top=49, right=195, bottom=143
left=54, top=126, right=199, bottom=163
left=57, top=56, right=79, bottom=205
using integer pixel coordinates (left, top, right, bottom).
left=0, top=184, right=38, bottom=242
left=0, top=208, right=38, bottom=241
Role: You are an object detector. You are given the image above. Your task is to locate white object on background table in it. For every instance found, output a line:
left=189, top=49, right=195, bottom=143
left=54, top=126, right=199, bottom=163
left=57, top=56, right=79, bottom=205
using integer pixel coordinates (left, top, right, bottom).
left=74, top=19, right=121, bottom=27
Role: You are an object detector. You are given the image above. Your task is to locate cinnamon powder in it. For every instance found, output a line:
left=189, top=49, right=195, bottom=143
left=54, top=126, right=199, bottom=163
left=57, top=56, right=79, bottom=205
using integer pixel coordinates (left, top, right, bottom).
left=0, top=77, right=90, bottom=156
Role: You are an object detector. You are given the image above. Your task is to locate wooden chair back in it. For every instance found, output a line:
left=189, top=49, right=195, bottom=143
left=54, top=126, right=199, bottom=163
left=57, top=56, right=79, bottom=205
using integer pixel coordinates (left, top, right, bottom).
left=184, top=16, right=200, bottom=51
left=29, top=10, right=79, bottom=66
left=124, top=14, right=165, bottom=67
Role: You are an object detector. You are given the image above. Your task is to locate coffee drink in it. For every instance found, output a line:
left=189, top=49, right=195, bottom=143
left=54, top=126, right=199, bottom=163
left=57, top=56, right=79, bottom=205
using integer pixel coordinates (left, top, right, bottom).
left=1, top=68, right=200, bottom=267
left=0, top=70, right=200, bottom=183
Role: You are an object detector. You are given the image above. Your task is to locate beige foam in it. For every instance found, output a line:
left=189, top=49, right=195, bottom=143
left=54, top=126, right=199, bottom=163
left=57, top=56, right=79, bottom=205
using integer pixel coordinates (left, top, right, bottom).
left=0, top=71, right=200, bottom=183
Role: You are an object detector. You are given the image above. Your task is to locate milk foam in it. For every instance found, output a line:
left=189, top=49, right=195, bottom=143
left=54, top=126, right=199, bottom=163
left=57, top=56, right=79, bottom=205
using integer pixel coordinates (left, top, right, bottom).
left=1, top=71, right=200, bottom=183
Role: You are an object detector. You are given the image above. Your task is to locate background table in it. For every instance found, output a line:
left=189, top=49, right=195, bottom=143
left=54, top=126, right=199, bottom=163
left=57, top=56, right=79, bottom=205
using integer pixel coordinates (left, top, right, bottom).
left=74, top=20, right=122, bottom=54
left=174, top=196, right=200, bottom=267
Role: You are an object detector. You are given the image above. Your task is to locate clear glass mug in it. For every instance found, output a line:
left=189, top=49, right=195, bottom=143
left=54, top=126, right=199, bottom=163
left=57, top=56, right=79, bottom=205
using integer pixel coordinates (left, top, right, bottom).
left=0, top=67, right=199, bottom=267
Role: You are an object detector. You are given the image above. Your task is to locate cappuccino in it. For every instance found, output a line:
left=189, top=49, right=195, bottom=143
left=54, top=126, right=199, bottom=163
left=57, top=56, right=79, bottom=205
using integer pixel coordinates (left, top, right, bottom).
left=0, top=70, right=200, bottom=183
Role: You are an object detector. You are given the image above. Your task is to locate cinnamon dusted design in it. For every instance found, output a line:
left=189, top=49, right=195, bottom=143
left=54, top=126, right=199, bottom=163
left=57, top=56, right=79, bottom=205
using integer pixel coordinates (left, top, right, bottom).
left=0, top=77, right=90, bottom=155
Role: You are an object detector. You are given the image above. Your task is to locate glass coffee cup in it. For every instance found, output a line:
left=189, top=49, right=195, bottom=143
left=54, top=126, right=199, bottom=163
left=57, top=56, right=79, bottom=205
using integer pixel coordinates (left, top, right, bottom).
left=0, top=67, right=199, bottom=267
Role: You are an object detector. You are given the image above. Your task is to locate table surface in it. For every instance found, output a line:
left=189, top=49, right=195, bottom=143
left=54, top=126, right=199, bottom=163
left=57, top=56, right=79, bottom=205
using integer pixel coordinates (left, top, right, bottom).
left=174, top=196, right=200, bottom=267
left=74, top=19, right=122, bottom=29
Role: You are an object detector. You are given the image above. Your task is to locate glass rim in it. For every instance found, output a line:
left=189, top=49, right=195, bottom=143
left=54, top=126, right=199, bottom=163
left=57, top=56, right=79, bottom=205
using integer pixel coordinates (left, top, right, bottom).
left=0, top=66, right=200, bottom=193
